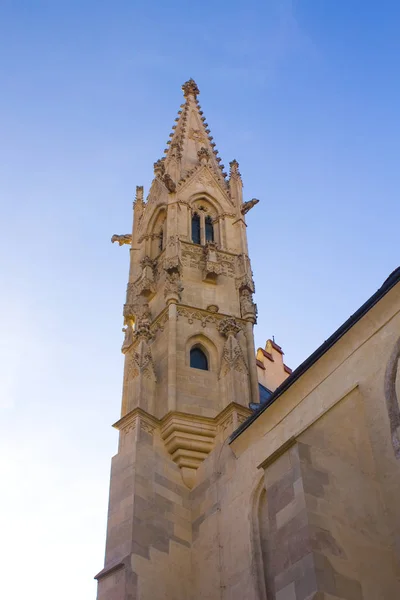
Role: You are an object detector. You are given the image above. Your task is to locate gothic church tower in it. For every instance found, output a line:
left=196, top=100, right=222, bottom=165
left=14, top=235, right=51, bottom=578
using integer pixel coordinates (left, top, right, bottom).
left=96, top=79, right=260, bottom=600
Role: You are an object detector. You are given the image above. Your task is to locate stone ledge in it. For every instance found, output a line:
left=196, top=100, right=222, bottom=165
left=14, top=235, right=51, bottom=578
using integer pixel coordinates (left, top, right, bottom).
left=94, top=559, right=125, bottom=580
left=112, top=404, right=251, bottom=489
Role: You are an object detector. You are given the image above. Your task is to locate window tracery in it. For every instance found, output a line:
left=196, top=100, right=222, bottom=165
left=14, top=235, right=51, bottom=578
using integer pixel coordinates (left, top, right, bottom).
left=191, top=200, right=216, bottom=246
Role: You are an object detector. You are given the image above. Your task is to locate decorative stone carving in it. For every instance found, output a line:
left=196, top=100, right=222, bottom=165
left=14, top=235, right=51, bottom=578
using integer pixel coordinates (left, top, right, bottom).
left=181, top=242, right=236, bottom=277
left=163, top=256, right=181, bottom=273
left=197, top=147, right=210, bottom=165
left=125, top=338, right=156, bottom=382
left=203, top=241, right=221, bottom=282
left=164, top=235, right=182, bottom=274
left=140, top=256, right=155, bottom=270
left=198, top=169, right=216, bottom=189
left=123, top=298, right=151, bottom=328
left=113, top=408, right=159, bottom=442
left=240, top=289, right=258, bottom=322
left=111, top=234, right=132, bottom=246
left=236, top=273, right=255, bottom=293
left=135, top=256, right=156, bottom=298
left=121, top=320, right=135, bottom=354
left=169, top=142, right=182, bottom=161
left=145, top=178, right=162, bottom=212
left=135, top=275, right=155, bottom=298
left=154, top=159, right=165, bottom=178
left=163, top=173, right=176, bottom=193
left=206, top=304, right=219, bottom=313
left=178, top=307, right=215, bottom=328
left=182, top=78, right=200, bottom=99
left=229, top=159, right=241, bottom=179
left=135, top=304, right=152, bottom=339
left=241, top=198, right=259, bottom=215
left=385, top=337, right=400, bottom=459
left=140, top=419, right=156, bottom=436
left=164, top=272, right=184, bottom=303
left=218, top=317, right=241, bottom=338
left=220, top=334, right=248, bottom=377
left=123, top=303, right=137, bottom=320
left=189, top=128, right=206, bottom=144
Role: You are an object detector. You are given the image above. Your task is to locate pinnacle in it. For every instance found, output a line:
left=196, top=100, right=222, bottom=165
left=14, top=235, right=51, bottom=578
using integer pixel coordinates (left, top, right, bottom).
left=182, top=78, right=199, bottom=99
left=158, top=79, right=229, bottom=191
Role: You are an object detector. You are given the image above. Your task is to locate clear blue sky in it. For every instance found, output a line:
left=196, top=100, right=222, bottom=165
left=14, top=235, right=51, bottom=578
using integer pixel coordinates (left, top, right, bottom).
left=1, top=1, right=399, bottom=598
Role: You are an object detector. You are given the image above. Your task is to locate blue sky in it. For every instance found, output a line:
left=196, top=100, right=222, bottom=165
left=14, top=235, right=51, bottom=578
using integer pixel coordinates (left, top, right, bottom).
left=1, top=1, right=399, bottom=598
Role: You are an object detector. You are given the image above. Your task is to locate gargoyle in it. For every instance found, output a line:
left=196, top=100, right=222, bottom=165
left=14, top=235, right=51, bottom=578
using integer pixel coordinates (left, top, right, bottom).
left=163, top=174, right=176, bottom=193
left=241, top=198, right=259, bottom=215
left=111, top=234, right=132, bottom=246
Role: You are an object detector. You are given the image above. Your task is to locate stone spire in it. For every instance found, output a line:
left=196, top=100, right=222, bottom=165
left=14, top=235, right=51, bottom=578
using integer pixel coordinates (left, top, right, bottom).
left=160, top=78, right=228, bottom=191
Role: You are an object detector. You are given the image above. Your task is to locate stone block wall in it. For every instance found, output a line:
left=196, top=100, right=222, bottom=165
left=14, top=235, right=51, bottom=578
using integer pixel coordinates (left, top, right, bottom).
left=96, top=417, right=192, bottom=600
left=257, top=388, right=400, bottom=600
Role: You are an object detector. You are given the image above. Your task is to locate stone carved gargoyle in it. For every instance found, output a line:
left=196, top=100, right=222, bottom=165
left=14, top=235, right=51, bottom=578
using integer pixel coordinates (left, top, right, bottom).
left=163, top=174, right=176, bottom=193
left=241, top=198, right=259, bottom=215
left=111, top=234, right=132, bottom=246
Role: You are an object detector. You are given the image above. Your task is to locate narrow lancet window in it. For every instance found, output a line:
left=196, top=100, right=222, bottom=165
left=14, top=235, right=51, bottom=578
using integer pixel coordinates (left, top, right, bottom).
left=205, top=215, right=214, bottom=243
left=190, top=347, right=208, bottom=370
left=192, top=213, right=201, bottom=244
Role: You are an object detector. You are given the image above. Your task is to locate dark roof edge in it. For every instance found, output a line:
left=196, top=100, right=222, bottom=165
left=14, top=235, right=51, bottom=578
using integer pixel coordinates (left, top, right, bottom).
left=230, top=266, right=400, bottom=443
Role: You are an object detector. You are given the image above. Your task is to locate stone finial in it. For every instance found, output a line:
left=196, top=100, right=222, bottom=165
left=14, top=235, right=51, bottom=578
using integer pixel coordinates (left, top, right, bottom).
left=154, top=159, right=165, bottom=178
left=197, top=147, right=210, bottom=165
left=182, top=78, right=200, bottom=99
left=229, top=159, right=241, bottom=180
left=135, top=185, right=144, bottom=202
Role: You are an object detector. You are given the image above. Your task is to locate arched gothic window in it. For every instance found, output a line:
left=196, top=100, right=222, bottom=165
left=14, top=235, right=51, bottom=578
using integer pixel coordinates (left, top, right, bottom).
left=192, top=210, right=216, bottom=245
left=190, top=347, right=208, bottom=370
left=159, top=229, right=164, bottom=253
left=191, top=213, right=201, bottom=245
left=205, top=215, right=214, bottom=243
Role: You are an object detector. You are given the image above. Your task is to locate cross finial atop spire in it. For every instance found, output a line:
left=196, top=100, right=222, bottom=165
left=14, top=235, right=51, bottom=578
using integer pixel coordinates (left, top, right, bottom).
left=182, top=78, right=200, bottom=99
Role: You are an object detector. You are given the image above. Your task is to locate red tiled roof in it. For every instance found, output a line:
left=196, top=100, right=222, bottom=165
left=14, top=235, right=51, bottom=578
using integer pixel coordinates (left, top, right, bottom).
left=269, top=339, right=283, bottom=354
left=284, top=364, right=292, bottom=374
left=259, top=348, right=274, bottom=362
left=256, top=359, right=266, bottom=370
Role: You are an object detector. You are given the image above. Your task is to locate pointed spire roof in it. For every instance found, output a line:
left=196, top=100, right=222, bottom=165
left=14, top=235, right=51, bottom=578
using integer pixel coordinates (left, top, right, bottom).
left=161, top=79, right=228, bottom=190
